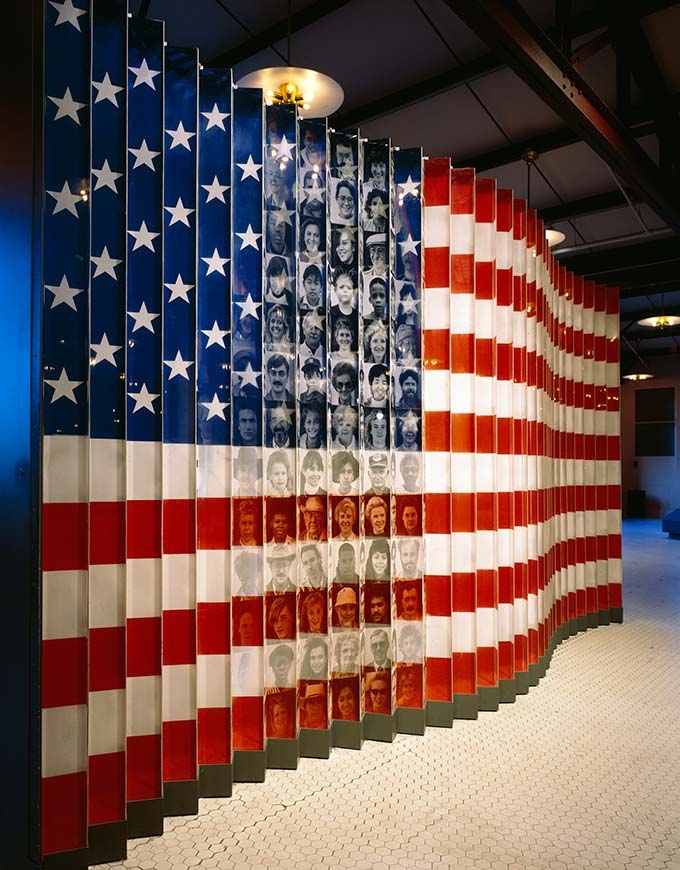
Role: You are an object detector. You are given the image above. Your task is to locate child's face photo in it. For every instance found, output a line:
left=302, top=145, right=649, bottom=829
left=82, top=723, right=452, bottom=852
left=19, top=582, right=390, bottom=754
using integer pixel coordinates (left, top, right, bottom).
left=369, top=283, right=386, bottom=317
left=335, top=275, right=354, bottom=306
left=269, top=461, right=289, bottom=492
left=370, top=373, right=388, bottom=402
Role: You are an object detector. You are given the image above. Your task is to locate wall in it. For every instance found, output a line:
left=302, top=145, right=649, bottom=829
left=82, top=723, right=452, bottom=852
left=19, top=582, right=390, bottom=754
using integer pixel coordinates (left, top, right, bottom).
left=621, top=355, right=680, bottom=518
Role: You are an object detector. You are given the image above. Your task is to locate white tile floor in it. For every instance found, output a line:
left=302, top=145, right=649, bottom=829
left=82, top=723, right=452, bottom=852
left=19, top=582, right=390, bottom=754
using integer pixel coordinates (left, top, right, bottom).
left=99, top=520, right=680, bottom=869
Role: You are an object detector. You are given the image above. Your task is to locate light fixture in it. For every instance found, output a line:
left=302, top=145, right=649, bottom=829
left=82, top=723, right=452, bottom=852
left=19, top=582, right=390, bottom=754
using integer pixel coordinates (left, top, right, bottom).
left=621, top=337, right=654, bottom=380
left=636, top=292, right=680, bottom=328
left=622, top=371, right=654, bottom=381
left=235, top=1, right=343, bottom=118
left=522, top=148, right=566, bottom=250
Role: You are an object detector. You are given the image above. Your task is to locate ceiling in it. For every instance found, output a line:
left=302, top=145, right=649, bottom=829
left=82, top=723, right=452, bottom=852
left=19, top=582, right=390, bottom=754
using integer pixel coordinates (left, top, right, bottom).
left=132, top=0, right=680, bottom=373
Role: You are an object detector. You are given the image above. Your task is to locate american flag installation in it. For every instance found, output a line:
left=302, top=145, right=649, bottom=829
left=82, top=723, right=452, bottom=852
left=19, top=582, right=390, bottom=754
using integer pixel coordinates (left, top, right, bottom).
left=40, top=2, right=622, bottom=866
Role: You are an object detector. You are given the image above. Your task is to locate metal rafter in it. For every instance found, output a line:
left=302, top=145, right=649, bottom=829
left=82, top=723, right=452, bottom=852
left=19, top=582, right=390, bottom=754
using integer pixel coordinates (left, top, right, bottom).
left=538, top=190, right=627, bottom=222
left=445, top=0, right=680, bottom=233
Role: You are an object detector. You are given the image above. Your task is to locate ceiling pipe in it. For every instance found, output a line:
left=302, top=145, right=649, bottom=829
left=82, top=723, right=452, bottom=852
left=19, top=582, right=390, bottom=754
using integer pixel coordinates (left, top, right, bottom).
left=553, top=227, right=673, bottom=256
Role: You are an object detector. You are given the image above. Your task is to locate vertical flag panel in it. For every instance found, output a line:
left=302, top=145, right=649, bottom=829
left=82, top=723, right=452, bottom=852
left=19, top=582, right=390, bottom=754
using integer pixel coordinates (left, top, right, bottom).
left=572, top=275, right=587, bottom=628
left=231, top=87, right=266, bottom=780
left=593, top=285, right=611, bottom=621
left=582, top=280, right=598, bottom=625
left=606, top=287, right=623, bottom=621
left=196, top=66, right=233, bottom=797
left=450, top=168, right=477, bottom=719
left=125, top=14, right=164, bottom=838
left=88, top=0, right=128, bottom=861
left=422, top=158, right=452, bottom=724
left=42, top=0, right=91, bottom=863
left=161, top=46, right=199, bottom=816
left=394, top=147, right=425, bottom=734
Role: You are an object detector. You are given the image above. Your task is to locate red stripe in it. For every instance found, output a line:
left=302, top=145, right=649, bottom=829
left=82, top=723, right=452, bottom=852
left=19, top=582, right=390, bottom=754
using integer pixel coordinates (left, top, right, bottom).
left=89, top=626, right=125, bottom=691
left=425, top=656, right=451, bottom=702
left=163, top=719, right=197, bottom=782
left=451, top=413, right=474, bottom=453
left=42, top=503, right=88, bottom=571
left=476, top=415, right=495, bottom=453
left=451, top=254, right=474, bottom=294
left=127, top=733, right=162, bottom=801
left=451, top=332, right=474, bottom=372
left=452, top=572, right=475, bottom=612
left=477, top=569, right=496, bottom=608
left=424, top=410, right=450, bottom=451
left=452, top=652, right=476, bottom=694
left=198, top=707, right=231, bottom=764
left=42, top=637, right=87, bottom=708
left=90, top=501, right=125, bottom=565
left=424, top=492, right=450, bottom=533
left=424, top=247, right=450, bottom=287
left=424, top=158, right=450, bottom=206
left=232, top=695, right=264, bottom=751
left=452, top=167, right=474, bottom=213
left=163, top=498, right=196, bottom=555
left=423, top=329, right=449, bottom=369
left=425, top=574, right=451, bottom=616
left=127, top=500, right=162, bottom=559
left=88, top=750, right=125, bottom=825
left=197, top=602, right=230, bottom=655
left=127, top=616, right=162, bottom=677
left=197, top=497, right=231, bottom=550
left=41, top=771, right=87, bottom=856
left=477, top=647, right=498, bottom=687
left=163, top=609, right=197, bottom=666
left=451, top=492, right=474, bottom=533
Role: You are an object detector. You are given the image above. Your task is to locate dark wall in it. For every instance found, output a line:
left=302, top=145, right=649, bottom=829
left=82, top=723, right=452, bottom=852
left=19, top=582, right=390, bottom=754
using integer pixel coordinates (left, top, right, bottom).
left=1, top=1, right=42, bottom=867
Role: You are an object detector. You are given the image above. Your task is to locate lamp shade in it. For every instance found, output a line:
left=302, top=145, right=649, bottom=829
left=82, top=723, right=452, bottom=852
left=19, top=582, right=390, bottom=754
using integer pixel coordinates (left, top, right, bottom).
left=545, top=228, right=566, bottom=247
left=636, top=314, right=680, bottom=328
left=236, top=66, right=344, bottom=118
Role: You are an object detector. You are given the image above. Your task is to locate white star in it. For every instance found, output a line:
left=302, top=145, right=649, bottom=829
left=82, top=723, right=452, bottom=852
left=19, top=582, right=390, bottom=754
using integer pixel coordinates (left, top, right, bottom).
left=128, top=220, right=159, bottom=252
left=164, top=274, right=194, bottom=303
left=49, top=0, right=87, bottom=31
left=90, top=332, right=122, bottom=367
left=270, top=204, right=294, bottom=226
left=129, top=58, right=161, bottom=90
left=92, top=72, right=123, bottom=107
left=128, top=383, right=160, bottom=414
left=45, top=275, right=85, bottom=310
left=237, top=362, right=261, bottom=390
left=45, top=368, right=83, bottom=404
left=91, top=245, right=122, bottom=280
left=165, top=197, right=195, bottom=227
left=48, top=86, right=86, bottom=124
left=399, top=234, right=421, bottom=257
left=129, top=139, right=160, bottom=171
left=301, top=180, right=323, bottom=203
left=399, top=292, right=420, bottom=315
left=202, top=248, right=230, bottom=276
left=165, top=121, right=195, bottom=151
left=202, top=175, right=229, bottom=203
left=235, top=293, right=261, bottom=320
left=273, top=134, right=295, bottom=160
left=236, top=154, right=262, bottom=181
left=127, top=301, right=160, bottom=333
left=201, top=393, right=228, bottom=421
left=164, top=349, right=194, bottom=381
left=92, top=159, right=122, bottom=193
left=201, top=102, right=230, bottom=131
left=398, top=175, right=420, bottom=199
left=235, top=223, right=262, bottom=251
left=46, top=181, right=82, bottom=217
left=201, top=320, right=228, bottom=348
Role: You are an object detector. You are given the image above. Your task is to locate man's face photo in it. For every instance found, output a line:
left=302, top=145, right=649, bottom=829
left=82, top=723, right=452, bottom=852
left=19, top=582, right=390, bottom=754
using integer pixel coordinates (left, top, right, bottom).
left=400, top=542, right=420, bottom=578
left=267, top=360, right=289, bottom=397
left=238, top=408, right=258, bottom=445
left=400, top=583, right=420, bottom=618
left=400, top=456, right=420, bottom=492
left=401, top=374, right=418, bottom=402
left=270, top=511, right=290, bottom=543
left=267, top=210, right=287, bottom=254
left=336, top=546, right=356, bottom=581
left=369, top=593, right=388, bottom=624
left=335, top=142, right=353, bottom=168
left=301, top=546, right=322, bottom=582
left=369, top=629, right=390, bottom=667
left=368, top=279, right=387, bottom=318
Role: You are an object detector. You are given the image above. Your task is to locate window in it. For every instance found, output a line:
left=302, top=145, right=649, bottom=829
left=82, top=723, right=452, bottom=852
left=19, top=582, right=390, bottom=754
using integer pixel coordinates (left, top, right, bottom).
left=635, top=388, right=675, bottom=456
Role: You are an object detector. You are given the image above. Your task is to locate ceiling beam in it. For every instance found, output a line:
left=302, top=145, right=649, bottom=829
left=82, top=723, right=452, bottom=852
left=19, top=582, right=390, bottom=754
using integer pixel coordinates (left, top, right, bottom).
left=205, top=0, right=353, bottom=69
left=537, top=190, right=627, bottom=222
left=620, top=304, right=680, bottom=324
left=445, top=0, right=680, bottom=233
left=560, top=236, right=680, bottom=288
left=624, top=323, right=680, bottom=340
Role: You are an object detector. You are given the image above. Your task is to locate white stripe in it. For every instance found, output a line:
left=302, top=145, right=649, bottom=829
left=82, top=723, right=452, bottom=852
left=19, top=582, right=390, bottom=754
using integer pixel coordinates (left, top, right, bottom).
left=90, top=438, right=125, bottom=502
left=496, top=454, right=513, bottom=493
left=513, top=597, right=528, bottom=634
left=127, top=558, right=161, bottom=618
left=476, top=607, right=497, bottom=646
left=424, top=204, right=450, bottom=247
left=89, top=564, right=125, bottom=628
left=451, top=531, right=475, bottom=573
left=197, top=549, right=231, bottom=602
left=197, top=653, right=231, bottom=708
left=424, top=451, right=450, bottom=491
left=475, top=452, right=495, bottom=493
left=475, top=374, right=494, bottom=416
left=476, top=529, right=496, bottom=570
left=496, top=230, right=512, bottom=270
left=43, top=434, right=88, bottom=503
left=231, top=648, right=263, bottom=697
left=423, top=286, right=450, bottom=329
left=497, top=528, right=513, bottom=566
left=42, top=705, right=88, bottom=778
left=197, top=443, right=231, bottom=498
left=474, top=298, right=495, bottom=339
left=43, top=570, right=88, bottom=639
left=163, top=442, right=196, bottom=499
left=496, top=379, right=513, bottom=419
left=163, top=553, right=197, bottom=610
left=527, top=592, right=539, bottom=630
left=498, top=602, right=514, bottom=642
left=452, top=611, right=476, bottom=652
left=451, top=452, right=474, bottom=492
left=451, top=213, right=474, bottom=255
left=127, top=440, right=162, bottom=500
left=127, top=675, right=161, bottom=735
left=425, top=615, right=451, bottom=658
left=512, top=239, right=527, bottom=275
left=495, top=306, right=513, bottom=343
left=424, top=369, right=450, bottom=412
left=450, top=291, right=474, bottom=332
left=450, top=372, right=474, bottom=413
left=474, top=221, right=494, bottom=261
left=424, top=532, right=451, bottom=574
left=88, top=689, right=125, bottom=755
left=162, top=663, right=197, bottom=720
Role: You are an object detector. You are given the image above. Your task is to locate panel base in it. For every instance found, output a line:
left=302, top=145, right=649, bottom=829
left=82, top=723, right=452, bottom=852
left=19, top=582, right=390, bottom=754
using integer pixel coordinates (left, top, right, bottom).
left=299, top=727, right=332, bottom=758
left=363, top=711, right=397, bottom=742
left=609, top=606, right=623, bottom=624
left=199, top=763, right=233, bottom=798
left=87, top=820, right=127, bottom=865
left=477, top=686, right=500, bottom=712
left=528, top=662, right=542, bottom=687
left=576, top=614, right=589, bottom=633
left=453, top=693, right=479, bottom=720
left=498, top=677, right=516, bottom=704
left=587, top=612, right=599, bottom=629
left=397, top=706, right=426, bottom=735
left=331, top=719, right=363, bottom=749
left=126, top=798, right=164, bottom=839
left=266, top=737, right=299, bottom=769
left=233, top=750, right=267, bottom=782
left=42, top=847, right=89, bottom=870
left=514, top=670, right=530, bottom=695
left=163, top=779, right=199, bottom=817
left=425, top=700, right=454, bottom=728
left=598, top=609, right=611, bottom=626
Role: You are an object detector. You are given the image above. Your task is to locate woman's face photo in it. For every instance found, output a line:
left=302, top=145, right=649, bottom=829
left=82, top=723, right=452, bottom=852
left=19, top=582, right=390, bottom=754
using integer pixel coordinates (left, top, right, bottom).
left=304, top=413, right=321, bottom=445
left=369, top=505, right=387, bottom=536
left=336, top=185, right=355, bottom=221
left=302, top=456, right=323, bottom=488
left=338, top=506, right=354, bottom=537
left=369, top=331, right=387, bottom=360
left=336, top=231, right=355, bottom=264
left=269, top=461, right=289, bottom=492
left=338, top=461, right=356, bottom=493
left=309, top=643, right=327, bottom=676
left=339, top=639, right=356, bottom=672
left=371, top=549, right=388, bottom=577
left=337, top=685, right=356, bottom=719
left=307, top=601, right=324, bottom=633
left=335, top=324, right=353, bottom=352
left=273, top=604, right=294, bottom=639
left=268, top=310, right=288, bottom=341
left=303, top=222, right=320, bottom=253
left=401, top=633, right=418, bottom=660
